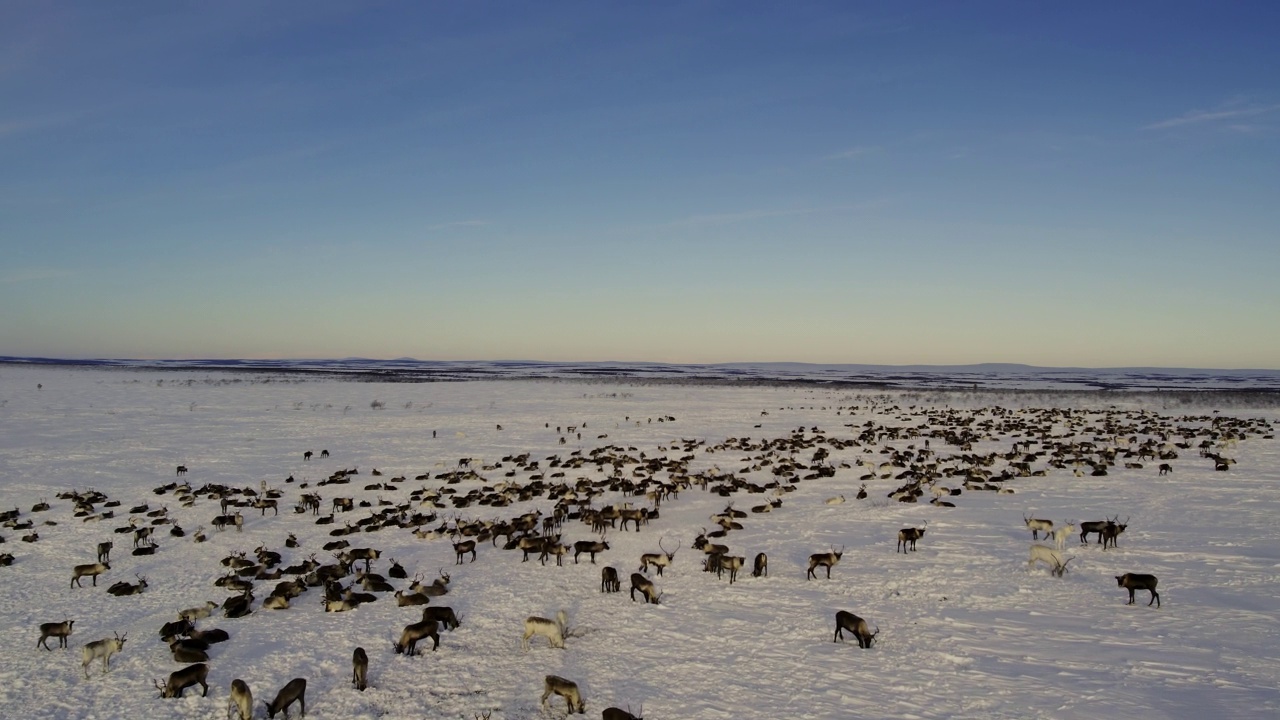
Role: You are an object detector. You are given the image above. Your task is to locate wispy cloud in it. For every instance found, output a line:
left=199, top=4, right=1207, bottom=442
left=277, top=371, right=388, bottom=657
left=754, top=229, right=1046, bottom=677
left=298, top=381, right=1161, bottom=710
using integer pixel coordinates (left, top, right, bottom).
left=825, top=145, right=879, bottom=161
left=426, top=220, right=490, bottom=232
left=666, top=199, right=889, bottom=229
left=2, top=268, right=76, bottom=284
left=1144, top=103, right=1280, bottom=130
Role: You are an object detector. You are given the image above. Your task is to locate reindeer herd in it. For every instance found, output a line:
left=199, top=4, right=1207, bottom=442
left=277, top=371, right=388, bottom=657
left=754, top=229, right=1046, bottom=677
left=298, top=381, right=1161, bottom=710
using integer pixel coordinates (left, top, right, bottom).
left=4, top=398, right=1271, bottom=718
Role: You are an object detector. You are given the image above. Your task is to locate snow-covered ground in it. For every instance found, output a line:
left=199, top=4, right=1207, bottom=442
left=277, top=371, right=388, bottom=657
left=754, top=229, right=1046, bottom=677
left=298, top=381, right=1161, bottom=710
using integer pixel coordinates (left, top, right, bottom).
left=1, top=364, right=1277, bottom=720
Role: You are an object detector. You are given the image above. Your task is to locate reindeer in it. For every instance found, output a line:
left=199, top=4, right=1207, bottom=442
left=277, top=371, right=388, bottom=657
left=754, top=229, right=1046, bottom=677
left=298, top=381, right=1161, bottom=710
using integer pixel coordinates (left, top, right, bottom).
left=393, top=619, right=440, bottom=655
left=833, top=610, right=879, bottom=648
left=751, top=552, right=768, bottom=578
left=1028, top=544, right=1073, bottom=577
left=1079, top=517, right=1118, bottom=545
left=229, top=679, right=253, bottom=720
left=81, top=632, right=126, bottom=678
left=602, top=706, right=644, bottom=720
left=105, top=573, right=148, bottom=596
left=37, top=618, right=74, bottom=650
left=264, top=677, right=306, bottom=719
left=179, top=601, right=218, bottom=622
left=896, top=522, right=927, bottom=553
left=155, top=663, right=209, bottom=698
left=807, top=545, right=844, bottom=579
left=409, top=569, right=451, bottom=597
left=638, top=536, right=678, bottom=576
left=716, top=555, right=745, bottom=584
left=522, top=609, right=569, bottom=650
left=618, top=507, right=647, bottom=532
left=542, top=675, right=586, bottom=714
left=96, top=541, right=112, bottom=563
left=1024, top=516, right=1053, bottom=540
left=159, top=619, right=193, bottom=640
left=352, top=646, right=368, bottom=691
left=395, top=589, right=432, bottom=607
left=1116, top=573, right=1160, bottom=607
left=1051, top=521, right=1076, bottom=551
left=1101, top=517, right=1129, bottom=550
left=453, top=538, right=477, bottom=564
left=71, top=561, right=109, bottom=588
left=421, top=606, right=462, bottom=631
left=601, top=566, right=621, bottom=593
left=824, top=495, right=846, bottom=505
left=630, top=572, right=660, bottom=604
left=170, top=637, right=210, bottom=663
left=573, top=539, right=610, bottom=564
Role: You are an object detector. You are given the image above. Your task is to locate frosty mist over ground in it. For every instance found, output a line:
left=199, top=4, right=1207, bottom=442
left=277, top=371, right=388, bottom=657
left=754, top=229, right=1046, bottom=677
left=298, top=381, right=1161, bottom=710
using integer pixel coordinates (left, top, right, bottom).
left=1, top=364, right=1278, bottom=720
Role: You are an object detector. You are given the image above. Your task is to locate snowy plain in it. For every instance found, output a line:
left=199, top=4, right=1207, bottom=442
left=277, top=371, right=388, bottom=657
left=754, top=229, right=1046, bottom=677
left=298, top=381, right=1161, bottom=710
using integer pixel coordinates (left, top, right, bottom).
left=1, top=364, right=1278, bottom=720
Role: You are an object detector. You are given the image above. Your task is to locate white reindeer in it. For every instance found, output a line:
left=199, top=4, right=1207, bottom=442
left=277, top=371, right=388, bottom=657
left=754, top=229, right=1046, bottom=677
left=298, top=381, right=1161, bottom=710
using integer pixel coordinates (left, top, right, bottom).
left=1051, top=521, right=1076, bottom=551
left=1028, top=544, right=1072, bottom=577
left=81, top=632, right=127, bottom=678
left=521, top=609, right=568, bottom=650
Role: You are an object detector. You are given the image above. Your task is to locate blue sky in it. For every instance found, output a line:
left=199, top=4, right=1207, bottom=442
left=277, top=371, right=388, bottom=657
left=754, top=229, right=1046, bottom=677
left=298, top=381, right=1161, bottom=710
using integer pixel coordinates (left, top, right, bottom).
left=2, top=1, right=1277, bottom=367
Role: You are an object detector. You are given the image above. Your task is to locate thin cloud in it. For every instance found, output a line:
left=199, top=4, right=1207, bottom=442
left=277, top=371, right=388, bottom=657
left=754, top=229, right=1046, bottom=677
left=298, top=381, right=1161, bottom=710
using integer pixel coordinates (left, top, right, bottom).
left=1144, top=103, right=1280, bottom=130
left=2, top=268, right=76, bottom=284
left=666, top=199, right=889, bottom=229
left=825, top=145, right=879, bottom=161
left=426, top=220, right=490, bottom=231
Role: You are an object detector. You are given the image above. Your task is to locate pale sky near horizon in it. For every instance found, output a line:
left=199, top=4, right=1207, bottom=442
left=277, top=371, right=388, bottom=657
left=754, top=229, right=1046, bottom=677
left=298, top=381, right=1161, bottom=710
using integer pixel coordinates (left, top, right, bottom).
left=2, top=2, right=1277, bottom=368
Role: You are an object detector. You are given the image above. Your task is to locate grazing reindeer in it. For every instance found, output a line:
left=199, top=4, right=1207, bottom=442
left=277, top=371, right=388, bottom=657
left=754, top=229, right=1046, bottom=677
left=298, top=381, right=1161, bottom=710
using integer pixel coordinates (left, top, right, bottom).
left=751, top=552, right=768, bottom=578
left=522, top=609, right=569, bottom=650
left=155, top=663, right=209, bottom=698
left=176, top=465, right=187, bottom=476
left=1116, top=573, right=1160, bottom=608
left=1028, top=544, right=1073, bottom=577
left=542, top=675, right=586, bottom=714
left=824, top=495, right=846, bottom=505
left=601, top=566, right=621, bottom=593
left=638, top=536, right=678, bottom=576
left=393, top=619, right=440, bottom=655
left=81, top=632, right=126, bottom=678
left=37, top=618, right=74, bottom=650
left=264, top=677, right=307, bottom=719
left=421, top=606, right=462, bottom=631
left=807, top=545, right=844, bottom=580
left=1024, top=516, right=1053, bottom=540
left=833, top=610, right=879, bottom=648
left=352, top=646, right=368, bottom=691
left=96, top=541, right=112, bottom=563
left=229, top=679, right=253, bottom=720
left=603, top=706, right=644, bottom=720
left=71, top=561, right=109, bottom=588
left=630, top=572, right=660, bottom=604
left=896, top=522, right=927, bottom=553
